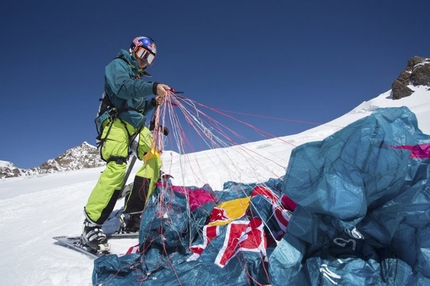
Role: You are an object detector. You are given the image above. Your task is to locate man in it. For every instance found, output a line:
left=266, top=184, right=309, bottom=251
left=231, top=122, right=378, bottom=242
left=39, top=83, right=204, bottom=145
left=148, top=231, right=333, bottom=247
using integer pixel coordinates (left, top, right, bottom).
left=81, top=36, right=171, bottom=251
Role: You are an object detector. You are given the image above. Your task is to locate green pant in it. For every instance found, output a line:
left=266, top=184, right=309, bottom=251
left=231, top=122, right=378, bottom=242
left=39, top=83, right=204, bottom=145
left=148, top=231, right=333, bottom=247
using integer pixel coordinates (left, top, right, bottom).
left=84, top=118, right=161, bottom=224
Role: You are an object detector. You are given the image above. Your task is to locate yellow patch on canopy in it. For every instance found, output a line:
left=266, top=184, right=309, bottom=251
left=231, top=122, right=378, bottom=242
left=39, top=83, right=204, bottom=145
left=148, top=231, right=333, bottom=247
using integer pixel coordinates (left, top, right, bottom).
left=208, top=197, right=251, bottom=226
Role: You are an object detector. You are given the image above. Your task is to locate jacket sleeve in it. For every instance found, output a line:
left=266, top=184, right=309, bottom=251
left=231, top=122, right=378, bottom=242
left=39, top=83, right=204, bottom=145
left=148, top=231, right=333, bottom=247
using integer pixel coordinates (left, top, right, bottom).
left=105, top=58, right=156, bottom=100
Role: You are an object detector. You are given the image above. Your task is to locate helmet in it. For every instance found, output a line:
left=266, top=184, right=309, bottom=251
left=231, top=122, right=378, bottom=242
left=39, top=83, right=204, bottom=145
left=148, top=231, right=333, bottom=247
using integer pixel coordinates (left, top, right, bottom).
left=130, top=36, right=156, bottom=65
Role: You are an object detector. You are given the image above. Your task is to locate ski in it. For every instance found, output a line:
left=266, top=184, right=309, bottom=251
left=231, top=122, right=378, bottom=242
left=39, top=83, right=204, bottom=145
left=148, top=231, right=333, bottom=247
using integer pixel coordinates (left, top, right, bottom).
left=53, top=236, right=110, bottom=259
left=109, top=232, right=139, bottom=239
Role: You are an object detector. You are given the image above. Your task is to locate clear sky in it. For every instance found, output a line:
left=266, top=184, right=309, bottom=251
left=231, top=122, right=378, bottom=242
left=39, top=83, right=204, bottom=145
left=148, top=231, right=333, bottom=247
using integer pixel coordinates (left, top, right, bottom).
left=1, top=0, right=429, bottom=169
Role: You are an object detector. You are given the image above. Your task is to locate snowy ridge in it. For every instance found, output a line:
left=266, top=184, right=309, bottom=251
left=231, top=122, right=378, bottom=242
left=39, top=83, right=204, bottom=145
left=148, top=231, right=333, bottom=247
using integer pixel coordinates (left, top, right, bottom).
left=0, top=142, right=105, bottom=179
left=0, top=160, right=38, bottom=178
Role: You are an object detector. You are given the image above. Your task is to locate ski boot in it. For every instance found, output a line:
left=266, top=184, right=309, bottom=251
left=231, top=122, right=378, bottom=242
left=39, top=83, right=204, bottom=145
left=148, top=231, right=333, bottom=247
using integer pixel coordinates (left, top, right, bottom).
left=119, top=213, right=141, bottom=233
left=81, top=218, right=110, bottom=254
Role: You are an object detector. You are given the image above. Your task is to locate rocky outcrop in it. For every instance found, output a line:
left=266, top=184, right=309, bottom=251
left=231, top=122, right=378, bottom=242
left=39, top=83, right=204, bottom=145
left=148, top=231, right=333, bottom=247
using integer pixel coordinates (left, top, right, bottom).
left=37, top=141, right=105, bottom=173
left=0, top=142, right=105, bottom=179
left=391, top=56, right=430, bottom=99
left=0, top=161, right=38, bottom=178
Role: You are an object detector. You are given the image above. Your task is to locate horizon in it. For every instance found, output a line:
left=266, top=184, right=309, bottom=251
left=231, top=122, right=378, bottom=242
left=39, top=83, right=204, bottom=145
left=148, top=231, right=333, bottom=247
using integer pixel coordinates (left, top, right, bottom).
left=2, top=85, right=429, bottom=177
left=2, top=1, right=430, bottom=168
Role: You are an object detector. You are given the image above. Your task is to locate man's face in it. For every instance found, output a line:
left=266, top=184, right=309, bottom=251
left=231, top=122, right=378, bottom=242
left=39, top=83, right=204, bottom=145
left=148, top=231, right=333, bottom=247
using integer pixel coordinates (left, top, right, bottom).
left=134, top=46, right=155, bottom=68
left=136, top=57, right=148, bottom=70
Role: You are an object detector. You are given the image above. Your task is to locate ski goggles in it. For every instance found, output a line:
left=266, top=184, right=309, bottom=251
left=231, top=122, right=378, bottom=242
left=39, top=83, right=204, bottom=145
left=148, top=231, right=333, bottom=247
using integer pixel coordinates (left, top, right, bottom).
left=135, top=46, right=155, bottom=65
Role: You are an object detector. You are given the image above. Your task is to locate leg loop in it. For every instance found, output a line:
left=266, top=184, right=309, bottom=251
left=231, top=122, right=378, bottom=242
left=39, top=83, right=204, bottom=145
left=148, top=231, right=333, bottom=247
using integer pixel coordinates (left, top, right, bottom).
left=106, top=156, right=128, bottom=165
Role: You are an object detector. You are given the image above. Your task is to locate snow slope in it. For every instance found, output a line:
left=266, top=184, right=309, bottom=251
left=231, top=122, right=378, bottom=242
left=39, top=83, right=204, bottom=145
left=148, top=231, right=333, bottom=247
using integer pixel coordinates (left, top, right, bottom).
left=0, top=86, right=429, bottom=285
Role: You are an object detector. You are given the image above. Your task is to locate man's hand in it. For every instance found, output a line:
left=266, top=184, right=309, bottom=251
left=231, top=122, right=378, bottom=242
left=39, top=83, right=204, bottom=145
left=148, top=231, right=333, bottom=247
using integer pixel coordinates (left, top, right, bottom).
left=155, top=84, right=171, bottom=105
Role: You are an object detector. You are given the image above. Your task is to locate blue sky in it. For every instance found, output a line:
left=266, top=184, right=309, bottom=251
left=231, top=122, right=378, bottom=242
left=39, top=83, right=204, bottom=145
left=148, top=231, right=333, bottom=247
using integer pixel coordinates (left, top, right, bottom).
left=1, top=0, right=429, bottom=169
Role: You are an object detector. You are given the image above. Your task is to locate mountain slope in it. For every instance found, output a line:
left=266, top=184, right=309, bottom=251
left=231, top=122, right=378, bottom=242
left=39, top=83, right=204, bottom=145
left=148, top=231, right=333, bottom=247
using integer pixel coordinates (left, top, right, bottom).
left=0, top=142, right=104, bottom=179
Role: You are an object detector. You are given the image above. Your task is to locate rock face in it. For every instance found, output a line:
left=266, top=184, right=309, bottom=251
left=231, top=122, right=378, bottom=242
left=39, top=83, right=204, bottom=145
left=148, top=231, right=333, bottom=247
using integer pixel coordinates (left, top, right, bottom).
left=37, top=142, right=104, bottom=172
left=0, top=142, right=105, bottom=179
left=0, top=161, right=36, bottom=178
left=391, top=56, right=430, bottom=100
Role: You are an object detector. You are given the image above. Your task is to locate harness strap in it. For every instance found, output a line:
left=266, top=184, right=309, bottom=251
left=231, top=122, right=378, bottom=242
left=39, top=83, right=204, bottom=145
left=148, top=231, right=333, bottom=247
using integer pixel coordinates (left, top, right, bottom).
left=96, top=118, right=115, bottom=149
left=106, top=156, right=128, bottom=165
left=98, top=118, right=144, bottom=163
left=96, top=93, right=140, bottom=149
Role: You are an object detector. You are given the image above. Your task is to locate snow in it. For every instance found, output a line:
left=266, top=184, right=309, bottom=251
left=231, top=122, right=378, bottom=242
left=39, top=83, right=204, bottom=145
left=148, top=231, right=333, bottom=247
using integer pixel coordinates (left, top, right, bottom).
left=0, top=160, right=15, bottom=168
left=0, top=86, right=429, bottom=285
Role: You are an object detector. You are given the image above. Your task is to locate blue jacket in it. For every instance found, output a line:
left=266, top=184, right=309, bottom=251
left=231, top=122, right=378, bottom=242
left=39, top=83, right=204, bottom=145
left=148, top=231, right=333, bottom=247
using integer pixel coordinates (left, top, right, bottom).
left=104, top=49, right=157, bottom=128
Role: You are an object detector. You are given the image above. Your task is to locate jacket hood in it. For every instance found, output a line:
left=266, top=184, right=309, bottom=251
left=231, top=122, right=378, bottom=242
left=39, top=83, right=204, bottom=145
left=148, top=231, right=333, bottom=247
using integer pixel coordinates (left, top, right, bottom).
left=116, top=49, right=138, bottom=70
left=116, top=49, right=148, bottom=76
